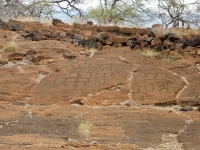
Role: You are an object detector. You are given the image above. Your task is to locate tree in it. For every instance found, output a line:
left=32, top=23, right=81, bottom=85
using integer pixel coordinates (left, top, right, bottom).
left=85, top=0, right=152, bottom=26
left=0, top=0, right=56, bottom=20
left=0, top=0, right=87, bottom=21
left=156, top=0, right=200, bottom=28
left=48, top=0, right=85, bottom=17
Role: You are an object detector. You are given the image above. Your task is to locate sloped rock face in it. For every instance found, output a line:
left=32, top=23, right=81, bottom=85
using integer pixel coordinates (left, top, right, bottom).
left=0, top=22, right=200, bottom=150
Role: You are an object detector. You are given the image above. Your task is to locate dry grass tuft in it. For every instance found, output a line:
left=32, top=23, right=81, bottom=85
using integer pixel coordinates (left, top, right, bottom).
left=78, top=121, right=93, bottom=133
left=2, top=33, right=20, bottom=52
left=138, top=49, right=160, bottom=57
left=3, top=42, right=17, bottom=52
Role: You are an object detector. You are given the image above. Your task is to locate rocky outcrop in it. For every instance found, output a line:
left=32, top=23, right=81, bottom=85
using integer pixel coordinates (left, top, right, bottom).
left=0, top=19, right=200, bottom=150
left=1, top=19, right=200, bottom=60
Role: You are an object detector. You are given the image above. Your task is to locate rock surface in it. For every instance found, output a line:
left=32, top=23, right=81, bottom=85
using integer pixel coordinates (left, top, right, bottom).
left=0, top=21, right=200, bottom=150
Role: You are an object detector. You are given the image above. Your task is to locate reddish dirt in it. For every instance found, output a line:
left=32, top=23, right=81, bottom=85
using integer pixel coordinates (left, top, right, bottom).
left=0, top=28, right=200, bottom=150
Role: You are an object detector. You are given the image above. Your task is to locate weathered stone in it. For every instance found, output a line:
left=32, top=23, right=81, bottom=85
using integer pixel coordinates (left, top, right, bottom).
left=132, top=44, right=141, bottom=50
left=148, top=31, right=156, bottom=38
left=119, top=27, right=131, bottom=36
left=186, top=38, right=200, bottom=47
left=188, top=106, right=193, bottom=111
left=52, top=19, right=65, bottom=26
left=184, top=46, right=194, bottom=52
left=8, top=53, right=25, bottom=60
left=152, top=24, right=163, bottom=28
left=145, top=37, right=154, bottom=43
left=63, top=53, right=77, bottom=59
left=66, top=32, right=75, bottom=39
left=52, top=32, right=60, bottom=38
left=168, top=35, right=179, bottom=43
left=110, top=35, right=129, bottom=44
left=7, top=19, right=23, bottom=31
left=41, top=28, right=52, bottom=38
left=84, top=38, right=96, bottom=49
left=98, top=26, right=119, bottom=34
left=0, top=60, right=8, bottom=65
left=165, top=33, right=176, bottom=39
left=97, top=32, right=109, bottom=41
left=155, top=45, right=165, bottom=51
left=151, top=38, right=162, bottom=46
left=179, top=38, right=187, bottom=45
left=158, top=36, right=166, bottom=42
left=96, top=42, right=103, bottom=50
left=0, top=19, right=8, bottom=30
left=31, top=55, right=50, bottom=63
left=25, top=50, right=37, bottom=56
left=105, top=38, right=113, bottom=45
left=126, top=39, right=137, bottom=47
left=179, top=107, right=188, bottom=111
left=33, top=30, right=47, bottom=41
left=140, top=41, right=149, bottom=48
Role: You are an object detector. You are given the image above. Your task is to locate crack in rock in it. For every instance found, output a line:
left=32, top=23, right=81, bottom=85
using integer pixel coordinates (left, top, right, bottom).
left=35, top=74, right=47, bottom=84
left=120, top=65, right=139, bottom=106
left=4, top=120, right=18, bottom=126
left=160, top=68, right=189, bottom=99
left=24, top=103, right=33, bottom=119
left=17, top=66, right=23, bottom=74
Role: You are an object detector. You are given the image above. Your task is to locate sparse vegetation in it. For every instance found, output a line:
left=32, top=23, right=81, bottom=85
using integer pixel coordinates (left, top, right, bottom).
left=78, top=120, right=93, bottom=133
left=137, top=49, right=177, bottom=63
left=3, top=33, right=19, bottom=52
left=3, top=42, right=17, bottom=52
left=162, top=55, right=177, bottom=63
left=151, top=27, right=200, bottom=38
left=138, top=49, right=160, bottom=58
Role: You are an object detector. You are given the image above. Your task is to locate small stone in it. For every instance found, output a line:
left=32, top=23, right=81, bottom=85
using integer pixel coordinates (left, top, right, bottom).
left=179, top=107, right=188, bottom=111
left=187, top=106, right=193, bottom=111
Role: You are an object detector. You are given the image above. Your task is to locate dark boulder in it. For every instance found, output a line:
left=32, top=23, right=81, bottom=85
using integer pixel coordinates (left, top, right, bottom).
left=155, top=45, right=165, bottom=51
left=145, top=37, right=154, bottom=43
left=63, top=53, right=77, bottom=60
left=32, top=30, right=47, bottom=41
left=179, top=106, right=193, bottom=111
left=148, top=31, right=156, bottom=38
left=52, top=19, right=65, bottom=26
left=7, top=19, right=23, bottom=31
left=84, top=38, right=96, bottom=49
left=41, top=28, right=52, bottom=38
left=126, top=38, right=138, bottom=47
left=97, top=32, right=109, bottom=41
left=186, top=38, right=200, bottom=47
left=66, top=32, right=75, bottom=39
left=179, top=38, right=187, bottom=45
left=25, top=50, right=37, bottom=56
left=0, top=19, right=8, bottom=30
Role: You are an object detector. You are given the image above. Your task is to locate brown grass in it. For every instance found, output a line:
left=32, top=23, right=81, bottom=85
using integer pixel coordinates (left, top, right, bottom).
left=151, top=27, right=199, bottom=37
left=3, top=42, right=17, bottom=52
left=14, top=16, right=52, bottom=27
